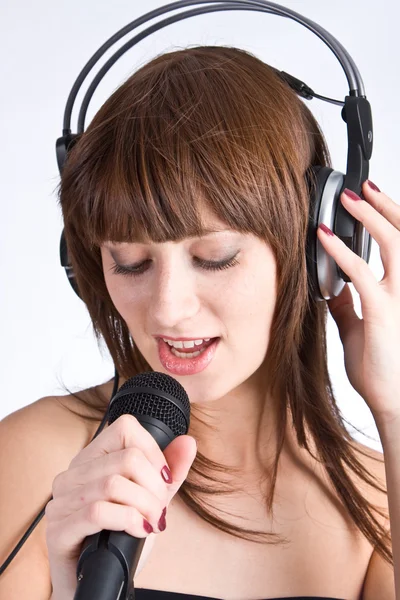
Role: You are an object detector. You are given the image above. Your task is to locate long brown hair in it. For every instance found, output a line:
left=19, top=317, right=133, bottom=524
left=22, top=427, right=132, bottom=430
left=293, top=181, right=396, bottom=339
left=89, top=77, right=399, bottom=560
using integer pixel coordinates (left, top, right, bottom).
left=58, top=46, right=391, bottom=564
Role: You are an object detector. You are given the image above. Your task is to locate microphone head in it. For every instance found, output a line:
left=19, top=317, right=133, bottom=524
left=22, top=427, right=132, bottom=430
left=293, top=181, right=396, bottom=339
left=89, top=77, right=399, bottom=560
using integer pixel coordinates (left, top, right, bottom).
left=108, top=372, right=191, bottom=441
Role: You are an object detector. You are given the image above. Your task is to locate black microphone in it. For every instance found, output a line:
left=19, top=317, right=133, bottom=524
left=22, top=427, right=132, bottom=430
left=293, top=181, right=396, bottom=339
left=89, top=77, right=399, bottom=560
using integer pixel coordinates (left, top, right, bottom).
left=73, top=371, right=191, bottom=600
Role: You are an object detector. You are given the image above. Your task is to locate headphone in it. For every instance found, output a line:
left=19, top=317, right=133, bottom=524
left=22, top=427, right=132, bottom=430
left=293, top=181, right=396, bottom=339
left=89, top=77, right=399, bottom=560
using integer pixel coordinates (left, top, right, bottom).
left=0, top=0, right=373, bottom=578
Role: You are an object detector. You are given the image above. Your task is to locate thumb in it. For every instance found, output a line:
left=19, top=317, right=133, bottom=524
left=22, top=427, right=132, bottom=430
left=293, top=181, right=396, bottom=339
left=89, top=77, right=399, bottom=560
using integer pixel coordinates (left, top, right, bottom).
left=327, top=283, right=361, bottom=345
left=163, top=435, right=198, bottom=498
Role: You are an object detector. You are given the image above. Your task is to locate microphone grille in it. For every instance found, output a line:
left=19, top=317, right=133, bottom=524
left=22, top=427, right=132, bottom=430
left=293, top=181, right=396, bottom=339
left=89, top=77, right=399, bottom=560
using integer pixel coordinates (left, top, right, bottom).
left=108, top=371, right=190, bottom=436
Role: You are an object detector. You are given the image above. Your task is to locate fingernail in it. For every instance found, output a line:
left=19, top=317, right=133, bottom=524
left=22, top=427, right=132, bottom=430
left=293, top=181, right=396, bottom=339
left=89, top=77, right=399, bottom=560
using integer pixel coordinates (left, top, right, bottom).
left=158, top=507, right=167, bottom=531
left=143, top=519, right=153, bottom=534
left=319, top=223, right=334, bottom=237
left=161, top=465, right=173, bottom=483
left=367, top=180, right=381, bottom=193
left=343, top=188, right=361, bottom=201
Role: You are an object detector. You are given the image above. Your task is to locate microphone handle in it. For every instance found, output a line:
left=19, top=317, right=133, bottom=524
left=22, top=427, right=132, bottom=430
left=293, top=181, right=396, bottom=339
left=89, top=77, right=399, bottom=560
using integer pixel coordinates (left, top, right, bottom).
left=73, top=414, right=177, bottom=599
left=73, top=531, right=146, bottom=600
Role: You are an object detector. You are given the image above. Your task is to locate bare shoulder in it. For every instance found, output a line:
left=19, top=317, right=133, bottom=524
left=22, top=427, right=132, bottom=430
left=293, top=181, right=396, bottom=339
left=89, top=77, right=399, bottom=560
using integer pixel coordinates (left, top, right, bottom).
left=348, top=440, right=395, bottom=598
left=344, top=438, right=390, bottom=542
left=350, top=438, right=386, bottom=475
left=50, top=378, right=115, bottom=438
left=349, top=439, right=388, bottom=517
left=0, top=378, right=112, bottom=457
left=0, top=382, right=111, bottom=596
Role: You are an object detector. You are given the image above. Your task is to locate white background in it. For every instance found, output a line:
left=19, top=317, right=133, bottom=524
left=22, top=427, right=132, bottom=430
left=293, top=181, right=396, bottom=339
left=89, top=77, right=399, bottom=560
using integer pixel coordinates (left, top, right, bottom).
left=1, top=0, right=399, bottom=452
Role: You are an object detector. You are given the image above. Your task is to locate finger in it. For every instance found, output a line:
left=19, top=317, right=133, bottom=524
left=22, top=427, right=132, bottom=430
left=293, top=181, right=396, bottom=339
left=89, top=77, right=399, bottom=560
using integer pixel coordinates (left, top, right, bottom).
left=340, top=188, right=400, bottom=277
left=162, top=434, right=198, bottom=496
left=362, top=180, right=400, bottom=231
left=53, top=446, right=169, bottom=506
left=47, top=474, right=166, bottom=533
left=46, top=500, right=154, bottom=561
left=317, top=223, right=380, bottom=304
left=69, top=414, right=171, bottom=478
left=326, top=283, right=362, bottom=346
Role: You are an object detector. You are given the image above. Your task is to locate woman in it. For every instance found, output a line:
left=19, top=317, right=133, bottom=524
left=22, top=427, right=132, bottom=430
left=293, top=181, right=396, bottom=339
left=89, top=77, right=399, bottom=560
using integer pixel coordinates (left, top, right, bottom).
left=0, top=46, right=398, bottom=599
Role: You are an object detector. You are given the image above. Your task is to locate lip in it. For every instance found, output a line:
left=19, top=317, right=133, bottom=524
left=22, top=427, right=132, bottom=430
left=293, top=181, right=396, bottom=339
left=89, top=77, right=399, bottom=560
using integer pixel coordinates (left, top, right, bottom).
left=156, top=337, right=220, bottom=375
left=153, top=335, right=218, bottom=342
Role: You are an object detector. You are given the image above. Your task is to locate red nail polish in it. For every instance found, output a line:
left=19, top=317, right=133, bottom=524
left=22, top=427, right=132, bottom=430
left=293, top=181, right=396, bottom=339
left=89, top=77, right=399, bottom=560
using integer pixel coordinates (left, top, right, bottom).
left=343, top=188, right=361, bottom=201
left=161, top=465, right=173, bottom=483
left=367, top=180, right=381, bottom=193
left=158, top=507, right=167, bottom=531
left=143, top=519, right=153, bottom=534
left=319, top=223, right=334, bottom=237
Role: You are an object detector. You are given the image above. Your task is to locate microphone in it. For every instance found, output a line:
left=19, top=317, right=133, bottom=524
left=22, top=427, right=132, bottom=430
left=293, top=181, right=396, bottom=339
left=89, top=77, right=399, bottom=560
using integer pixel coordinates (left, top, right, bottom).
left=73, top=371, right=191, bottom=600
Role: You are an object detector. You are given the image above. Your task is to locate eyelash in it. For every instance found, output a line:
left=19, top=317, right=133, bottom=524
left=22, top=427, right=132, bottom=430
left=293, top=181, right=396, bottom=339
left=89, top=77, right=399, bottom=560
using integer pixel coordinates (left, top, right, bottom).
left=110, top=255, right=240, bottom=278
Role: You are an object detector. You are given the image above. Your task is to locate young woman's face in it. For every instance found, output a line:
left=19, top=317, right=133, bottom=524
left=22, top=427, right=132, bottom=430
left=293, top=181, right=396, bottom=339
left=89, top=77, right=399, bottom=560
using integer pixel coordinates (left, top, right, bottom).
left=100, top=210, right=278, bottom=404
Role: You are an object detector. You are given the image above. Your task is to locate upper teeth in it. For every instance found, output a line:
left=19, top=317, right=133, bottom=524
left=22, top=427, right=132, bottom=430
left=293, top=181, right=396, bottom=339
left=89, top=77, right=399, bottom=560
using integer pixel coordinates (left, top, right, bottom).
left=162, top=338, right=211, bottom=349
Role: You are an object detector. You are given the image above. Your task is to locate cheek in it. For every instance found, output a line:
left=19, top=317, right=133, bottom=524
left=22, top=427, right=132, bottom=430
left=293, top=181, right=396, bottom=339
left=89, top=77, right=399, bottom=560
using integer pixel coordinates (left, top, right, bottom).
left=230, top=263, right=277, bottom=317
left=104, top=276, right=140, bottom=319
left=226, top=270, right=277, bottom=349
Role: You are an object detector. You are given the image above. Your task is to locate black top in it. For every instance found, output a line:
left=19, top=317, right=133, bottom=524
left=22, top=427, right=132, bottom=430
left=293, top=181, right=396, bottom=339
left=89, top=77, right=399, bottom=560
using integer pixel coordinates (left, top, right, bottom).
left=135, top=588, right=345, bottom=600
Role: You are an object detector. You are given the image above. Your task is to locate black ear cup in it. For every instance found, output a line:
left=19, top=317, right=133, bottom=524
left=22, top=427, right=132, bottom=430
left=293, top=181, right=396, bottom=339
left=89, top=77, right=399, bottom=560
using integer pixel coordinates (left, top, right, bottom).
left=56, top=133, right=80, bottom=175
left=58, top=132, right=82, bottom=300
left=60, top=229, right=80, bottom=299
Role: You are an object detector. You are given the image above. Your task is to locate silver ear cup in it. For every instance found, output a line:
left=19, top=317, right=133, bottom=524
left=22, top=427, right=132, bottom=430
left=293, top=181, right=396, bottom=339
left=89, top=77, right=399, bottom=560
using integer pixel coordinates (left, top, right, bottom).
left=316, top=170, right=347, bottom=300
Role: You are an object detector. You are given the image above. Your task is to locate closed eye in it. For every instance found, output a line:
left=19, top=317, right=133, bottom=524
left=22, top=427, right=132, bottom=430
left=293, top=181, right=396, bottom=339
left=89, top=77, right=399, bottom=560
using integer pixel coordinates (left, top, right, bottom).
left=110, top=254, right=240, bottom=277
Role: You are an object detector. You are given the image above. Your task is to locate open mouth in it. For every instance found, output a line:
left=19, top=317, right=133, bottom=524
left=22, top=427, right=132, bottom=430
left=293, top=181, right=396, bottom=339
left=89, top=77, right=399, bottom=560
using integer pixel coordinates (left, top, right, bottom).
left=162, top=338, right=218, bottom=358
left=157, top=337, right=220, bottom=375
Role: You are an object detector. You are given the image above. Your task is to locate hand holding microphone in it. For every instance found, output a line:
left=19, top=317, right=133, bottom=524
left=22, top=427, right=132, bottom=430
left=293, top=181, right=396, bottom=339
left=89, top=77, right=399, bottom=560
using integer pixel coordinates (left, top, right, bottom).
left=45, top=372, right=197, bottom=600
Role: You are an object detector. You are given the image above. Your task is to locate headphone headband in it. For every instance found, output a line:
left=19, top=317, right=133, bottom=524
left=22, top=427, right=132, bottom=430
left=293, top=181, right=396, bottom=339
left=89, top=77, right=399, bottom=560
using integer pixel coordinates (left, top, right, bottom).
left=61, top=0, right=366, bottom=137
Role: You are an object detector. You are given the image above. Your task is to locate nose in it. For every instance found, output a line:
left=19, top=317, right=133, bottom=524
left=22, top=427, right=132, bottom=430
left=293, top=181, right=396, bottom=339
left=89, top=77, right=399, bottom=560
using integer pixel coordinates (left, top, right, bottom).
left=149, top=259, right=201, bottom=329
